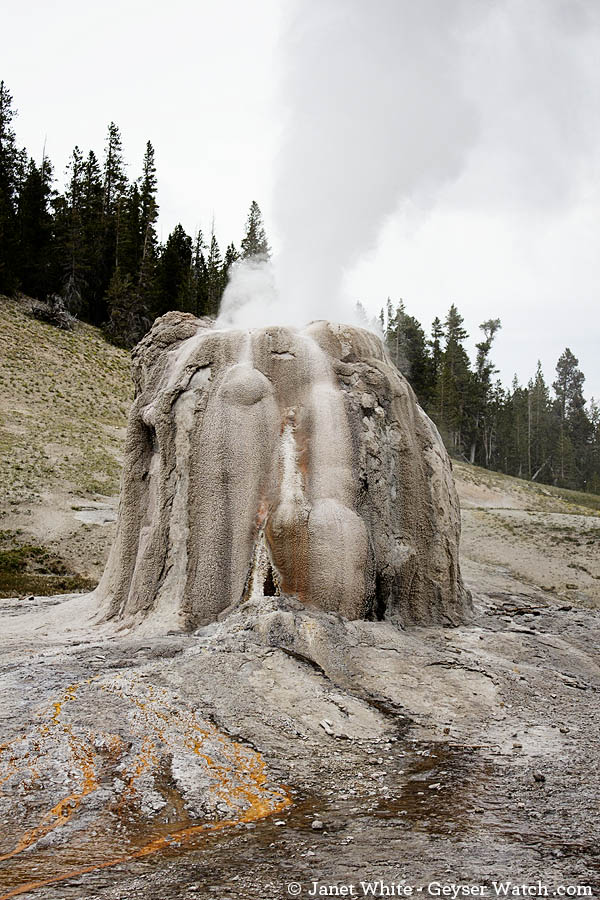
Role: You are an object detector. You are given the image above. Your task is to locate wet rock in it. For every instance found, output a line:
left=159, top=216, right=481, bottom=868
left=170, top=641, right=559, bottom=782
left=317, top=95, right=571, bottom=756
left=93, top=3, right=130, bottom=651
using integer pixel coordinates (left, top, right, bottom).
left=141, top=792, right=168, bottom=815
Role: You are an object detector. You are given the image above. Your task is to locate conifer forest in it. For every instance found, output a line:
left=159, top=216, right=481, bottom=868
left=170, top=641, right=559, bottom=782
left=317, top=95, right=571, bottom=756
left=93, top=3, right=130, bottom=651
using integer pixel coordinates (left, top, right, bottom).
left=1, top=80, right=598, bottom=494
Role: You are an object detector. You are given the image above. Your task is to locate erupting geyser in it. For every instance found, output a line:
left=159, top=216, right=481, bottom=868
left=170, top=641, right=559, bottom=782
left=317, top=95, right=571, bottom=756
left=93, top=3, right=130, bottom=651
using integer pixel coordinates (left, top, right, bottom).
left=95, top=312, right=470, bottom=632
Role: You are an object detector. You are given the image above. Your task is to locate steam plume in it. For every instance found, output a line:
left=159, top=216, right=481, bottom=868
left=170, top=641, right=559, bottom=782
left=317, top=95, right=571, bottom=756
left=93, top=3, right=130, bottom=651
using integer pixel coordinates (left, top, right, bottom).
left=271, top=0, right=480, bottom=325
left=220, top=0, right=600, bottom=330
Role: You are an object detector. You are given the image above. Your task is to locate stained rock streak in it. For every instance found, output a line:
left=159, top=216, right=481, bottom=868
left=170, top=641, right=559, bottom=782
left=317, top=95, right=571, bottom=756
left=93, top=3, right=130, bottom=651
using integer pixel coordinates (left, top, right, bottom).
left=0, top=677, right=290, bottom=898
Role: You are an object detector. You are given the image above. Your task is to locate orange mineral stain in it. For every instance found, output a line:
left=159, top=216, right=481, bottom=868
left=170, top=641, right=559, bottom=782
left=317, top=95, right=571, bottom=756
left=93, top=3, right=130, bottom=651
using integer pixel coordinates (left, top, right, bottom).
left=0, top=678, right=291, bottom=899
left=0, top=686, right=99, bottom=864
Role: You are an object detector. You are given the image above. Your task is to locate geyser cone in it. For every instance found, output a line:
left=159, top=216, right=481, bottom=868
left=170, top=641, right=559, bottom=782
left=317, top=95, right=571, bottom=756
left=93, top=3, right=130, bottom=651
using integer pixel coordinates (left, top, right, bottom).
left=95, top=312, right=470, bottom=633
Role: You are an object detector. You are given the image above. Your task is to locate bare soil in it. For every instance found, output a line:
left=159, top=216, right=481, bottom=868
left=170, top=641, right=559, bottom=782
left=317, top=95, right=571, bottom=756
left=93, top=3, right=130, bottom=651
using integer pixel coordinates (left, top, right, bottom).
left=456, top=461, right=600, bottom=608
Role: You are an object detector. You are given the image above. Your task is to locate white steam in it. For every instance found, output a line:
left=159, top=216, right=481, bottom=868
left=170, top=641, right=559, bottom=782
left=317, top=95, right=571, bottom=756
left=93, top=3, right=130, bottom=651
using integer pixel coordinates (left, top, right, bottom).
left=221, top=0, right=600, bottom=330
left=271, top=0, right=481, bottom=325
left=217, top=257, right=279, bottom=329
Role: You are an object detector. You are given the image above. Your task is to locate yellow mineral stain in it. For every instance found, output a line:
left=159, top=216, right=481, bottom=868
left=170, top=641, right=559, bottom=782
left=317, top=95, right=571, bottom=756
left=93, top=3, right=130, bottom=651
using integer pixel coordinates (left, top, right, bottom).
left=0, top=677, right=291, bottom=900
left=0, top=686, right=99, bottom=864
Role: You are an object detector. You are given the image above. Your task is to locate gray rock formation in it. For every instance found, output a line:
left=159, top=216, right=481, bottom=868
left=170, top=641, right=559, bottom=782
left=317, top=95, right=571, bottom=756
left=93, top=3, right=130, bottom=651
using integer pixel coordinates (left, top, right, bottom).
left=95, top=312, right=470, bottom=633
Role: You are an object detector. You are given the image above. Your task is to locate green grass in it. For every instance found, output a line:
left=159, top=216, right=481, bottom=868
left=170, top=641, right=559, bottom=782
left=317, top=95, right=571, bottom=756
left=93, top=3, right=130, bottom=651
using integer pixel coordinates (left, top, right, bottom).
left=541, top=485, right=600, bottom=514
left=454, top=459, right=600, bottom=516
left=0, top=295, right=132, bottom=504
left=0, top=529, right=96, bottom=597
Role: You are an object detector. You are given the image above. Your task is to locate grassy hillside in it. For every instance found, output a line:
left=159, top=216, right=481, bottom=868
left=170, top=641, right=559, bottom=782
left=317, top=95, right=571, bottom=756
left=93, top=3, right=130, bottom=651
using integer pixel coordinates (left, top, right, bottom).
left=455, top=460, right=600, bottom=607
left=454, top=459, right=600, bottom=515
left=0, top=295, right=131, bottom=504
left=0, top=295, right=131, bottom=595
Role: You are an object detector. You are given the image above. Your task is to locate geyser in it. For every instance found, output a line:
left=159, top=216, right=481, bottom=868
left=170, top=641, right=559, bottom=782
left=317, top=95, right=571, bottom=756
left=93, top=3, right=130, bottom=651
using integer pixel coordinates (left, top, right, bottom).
left=95, top=312, right=470, bottom=632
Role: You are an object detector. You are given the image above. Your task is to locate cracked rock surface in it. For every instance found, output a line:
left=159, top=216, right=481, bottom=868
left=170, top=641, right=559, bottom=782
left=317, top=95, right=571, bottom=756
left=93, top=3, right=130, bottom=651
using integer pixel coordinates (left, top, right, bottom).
left=0, top=568, right=599, bottom=898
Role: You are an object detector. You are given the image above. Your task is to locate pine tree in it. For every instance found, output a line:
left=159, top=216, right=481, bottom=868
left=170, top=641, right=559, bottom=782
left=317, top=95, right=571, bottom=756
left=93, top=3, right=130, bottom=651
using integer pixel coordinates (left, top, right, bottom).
left=102, top=123, right=127, bottom=217
left=104, top=267, right=150, bottom=348
left=240, top=201, right=270, bottom=259
left=137, top=239, right=159, bottom=319
left=119, top=182, right=142, bottom=280
left=223, top=242, right=238, bottom=279
left=140, top=142, right=158, bottom=236
left=528, top=362, right=552, bottom=481
left=221, top=241, right=239, bottom=306
left=384, top=300, right=431, bottom=403
left=156, top=224, right=193, bottom=316
left=139, top=141, right=158, bottom=270
left=53, top=146, right=86, bottom=312
left=16, top=155, right=55, bottom=299
left=100, top=122, right=128, bottom=318
left=103, top=135, right=158, bottom=344
left=206, top=231, right=223, bottom=315
left=587, top=400, right=600, bottom=494
left=552, top=348, right=590, bottom=487
left=507, top=377, right=530, bottom=477
left=80, top=150, right=105, bottom=321
left=483, top=379, right=507, bottom=472
left=190, top=230, right=208, bottom=316
left=432, top=304, right=472, bottom=454
left=428, top=317, right=444, bottom=386
left=0, top=81, right=21, bottom=293
left=470, top=318, right=501, bottom=465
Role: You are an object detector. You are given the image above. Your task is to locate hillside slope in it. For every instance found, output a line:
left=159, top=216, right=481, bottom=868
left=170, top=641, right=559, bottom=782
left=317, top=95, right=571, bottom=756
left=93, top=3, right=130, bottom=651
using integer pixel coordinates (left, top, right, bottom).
left=0, top=294, right=598, bottom=605
left=0, top=295, right=131, bottom=594
left=456, top=460, right=600, bottom=607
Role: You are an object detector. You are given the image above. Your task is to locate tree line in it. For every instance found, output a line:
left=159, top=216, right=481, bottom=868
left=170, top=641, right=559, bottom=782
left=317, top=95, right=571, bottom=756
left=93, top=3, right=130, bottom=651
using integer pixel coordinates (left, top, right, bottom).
left=0, top=80, right=269, bottom=346
left=381, top=300, right=600, bottom=494
left=1, top=79, right=598, bottom=493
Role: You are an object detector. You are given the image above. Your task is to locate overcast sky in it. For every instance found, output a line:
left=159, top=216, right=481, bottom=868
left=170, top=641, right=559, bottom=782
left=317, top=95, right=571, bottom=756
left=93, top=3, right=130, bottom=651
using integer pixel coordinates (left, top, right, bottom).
left=4, top=0, right=599, bottom=398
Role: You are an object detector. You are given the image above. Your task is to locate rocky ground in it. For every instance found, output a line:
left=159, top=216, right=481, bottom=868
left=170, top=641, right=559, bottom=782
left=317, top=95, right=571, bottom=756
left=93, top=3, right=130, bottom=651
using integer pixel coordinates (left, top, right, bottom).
left=0, top=566, right=599, bottom=900
left=1, top=297, right=599, bottom=899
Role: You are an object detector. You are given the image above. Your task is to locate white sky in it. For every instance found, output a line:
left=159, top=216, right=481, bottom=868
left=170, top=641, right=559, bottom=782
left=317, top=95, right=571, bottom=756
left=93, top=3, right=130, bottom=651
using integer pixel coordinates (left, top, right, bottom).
left=4, top=0, right=599, bottom=398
